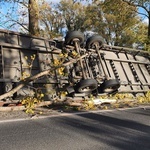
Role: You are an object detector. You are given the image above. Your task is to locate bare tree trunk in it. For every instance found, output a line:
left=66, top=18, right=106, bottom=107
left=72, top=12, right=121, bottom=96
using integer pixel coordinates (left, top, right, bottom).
left=148, top=11, right=150, bottom=38
left=28, top=0, right=40, bottom=36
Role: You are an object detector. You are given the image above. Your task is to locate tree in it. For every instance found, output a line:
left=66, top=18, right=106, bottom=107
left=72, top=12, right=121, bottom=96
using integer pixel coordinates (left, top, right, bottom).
left=121, top=0, right=150, bottom=51
left=57, top=0, right=87, bottom=32
left=84, top=3, right=104, bottom=31
left=122, top=0, right=150, bottom=38
left=86, top=0, right=141, bottom=47
left=39, top=1, right=65, bottom=38
left=28, top=0, right=40, bottom=36
left=0, top=0, right=40, bottom=36
left=134, top=22, right=148, bottom=49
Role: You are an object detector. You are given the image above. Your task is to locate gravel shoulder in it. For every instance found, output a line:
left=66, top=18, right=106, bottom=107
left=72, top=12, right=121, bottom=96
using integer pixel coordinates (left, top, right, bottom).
left=0, top=106, right=63, bottom=122
left=0, top=111, right=29, bottom=121
left=0, top=103, right=150, bottom=122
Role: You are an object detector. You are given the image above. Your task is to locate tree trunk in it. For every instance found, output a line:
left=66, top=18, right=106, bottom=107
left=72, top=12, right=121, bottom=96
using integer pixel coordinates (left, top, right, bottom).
left=148, top=11, right=150, bottom=38
left=28, top=0, right=40, bottom=36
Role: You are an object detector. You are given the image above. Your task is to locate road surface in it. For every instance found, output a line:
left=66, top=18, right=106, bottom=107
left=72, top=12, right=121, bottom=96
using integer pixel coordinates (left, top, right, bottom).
left=0, top=107, right=150, bottom=150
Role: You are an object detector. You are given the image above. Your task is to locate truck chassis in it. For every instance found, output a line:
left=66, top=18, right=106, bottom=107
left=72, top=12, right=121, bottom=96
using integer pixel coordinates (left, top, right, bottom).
left=0, top=29, right=149, bottom=101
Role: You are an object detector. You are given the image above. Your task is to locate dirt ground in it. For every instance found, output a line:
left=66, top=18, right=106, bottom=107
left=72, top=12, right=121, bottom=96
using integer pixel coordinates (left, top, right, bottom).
left=0, top=99, right=149, bottom=122
left=0, top=106, right=63, bottom=121
left=0, top=111, right=29, bottom=121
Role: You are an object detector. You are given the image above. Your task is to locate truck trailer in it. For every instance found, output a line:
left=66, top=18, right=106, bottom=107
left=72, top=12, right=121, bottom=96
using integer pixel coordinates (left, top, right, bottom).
left=0, top=29, right=149, bottom=101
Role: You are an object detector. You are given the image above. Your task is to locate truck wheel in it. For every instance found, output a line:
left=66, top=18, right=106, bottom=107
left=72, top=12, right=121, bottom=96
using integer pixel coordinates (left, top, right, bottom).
left=86, top=35, right=104, bottom=49
left=75, top=79, right=98, bottom=93
left=65, top=31, right=84, bottom=46
left=99, top=79, right=120, bottom=93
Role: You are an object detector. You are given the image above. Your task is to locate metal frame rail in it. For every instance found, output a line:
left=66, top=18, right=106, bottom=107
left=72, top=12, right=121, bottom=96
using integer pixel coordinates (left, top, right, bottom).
left=100, top=45, right=150, bottom=94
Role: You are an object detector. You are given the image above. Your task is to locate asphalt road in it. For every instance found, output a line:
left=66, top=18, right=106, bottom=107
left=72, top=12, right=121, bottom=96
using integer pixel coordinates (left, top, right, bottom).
left=0, top=107, right=150, bottom=150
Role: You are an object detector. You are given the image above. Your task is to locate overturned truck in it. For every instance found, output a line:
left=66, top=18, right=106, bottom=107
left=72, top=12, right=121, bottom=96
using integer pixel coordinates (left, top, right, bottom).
left=0, top=29, right=149, bottom=101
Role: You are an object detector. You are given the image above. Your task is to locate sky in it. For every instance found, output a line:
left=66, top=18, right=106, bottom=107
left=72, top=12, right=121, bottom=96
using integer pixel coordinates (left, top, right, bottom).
left=49, top=0, right=60, bottom=3
left=138, top=7, right=149, bottom=23
left=0, top=2, right=19, bottom=29
left=0, top=0, right=60, bottom=30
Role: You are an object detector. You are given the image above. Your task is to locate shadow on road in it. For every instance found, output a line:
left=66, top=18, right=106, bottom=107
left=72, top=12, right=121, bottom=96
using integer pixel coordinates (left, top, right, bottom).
left=55, top=109, right=150, bottom=150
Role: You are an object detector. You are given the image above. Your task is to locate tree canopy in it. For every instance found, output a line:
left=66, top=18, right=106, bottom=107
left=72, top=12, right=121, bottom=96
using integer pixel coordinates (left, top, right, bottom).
left=0, top=0, right=149, bottom=50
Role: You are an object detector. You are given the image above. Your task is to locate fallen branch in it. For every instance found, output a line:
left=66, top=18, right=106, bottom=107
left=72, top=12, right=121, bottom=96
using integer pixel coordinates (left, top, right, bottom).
left=0, top=101, right=53, bottom=112
left=0, top=54, right=88, bottom=101
left=0, top=106, right=26, bottom=112
left=0, top=101, right=81, bottom=112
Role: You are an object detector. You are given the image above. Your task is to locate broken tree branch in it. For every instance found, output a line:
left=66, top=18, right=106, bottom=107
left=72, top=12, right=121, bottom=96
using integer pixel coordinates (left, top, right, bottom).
left=0, top=53, right=88, bottom=101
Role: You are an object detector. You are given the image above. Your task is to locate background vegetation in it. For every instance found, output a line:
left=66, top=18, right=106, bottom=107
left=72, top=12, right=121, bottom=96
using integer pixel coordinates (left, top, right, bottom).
left=0, top=0, right=149, bottom=50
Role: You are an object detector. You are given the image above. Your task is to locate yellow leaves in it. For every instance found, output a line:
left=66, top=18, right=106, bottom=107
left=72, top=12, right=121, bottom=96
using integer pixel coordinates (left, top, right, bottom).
left=21, top=93, right=44, bottom=114
left=53, top=58, right=61, bottom=66
left=21, top=91, right=44, bottom=114
left=69, top=50, right=79, bottom=58
left=98, top=95, right=108, bottom=99
left=21, top=72, right=31, bottom=80
left=21, top=54, right=36, bottom=80
left=53, top=59, right=65, bottom=75
left=97, top=91, right=150, bottom=109
left=103, top=105, right=108, bottom=110
left=72, top=50, right=78, bottom=57
left=21, top=96, right=38, bottom=114
left=25, top=54, right=36, bottom=61
left=58, top=67, right=65, bottom=75
left=53, top=53, right=67, bottom=66
left=36, top=93, right=45, bottom=99
left=60, top=91, right=68, bottom=97
left=39, top=111, right=43, bottom=115
left=138, top=97, right=144, bottom=104
left=31, top=54, right=36, bottom=60
left=40, top=93, right=44, bottom=98
left=87, top=100, right=95, bottom=109
left=145, top=91, right=150, bottom=99
left=111, top=93, right=133, bottom=100
left=112, top=103, right=120, bottom=108
left=25, top=56, right=28, bottom=60
left=82, top=99, right=95, bottom=110
left=53, top=53, right=69, bottom=76
left=24, top=54, right=36, bottom=62
left=59, top=53, right=68, bottom=58
left=110, top=91, right=150, bottom=106
left=137, top=91, right=150, bottom=104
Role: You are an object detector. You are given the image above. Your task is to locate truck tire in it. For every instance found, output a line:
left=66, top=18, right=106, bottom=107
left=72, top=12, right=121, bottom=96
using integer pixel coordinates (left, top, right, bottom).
left=99, top=79, right=120, bottom=93
left=75, top=79, right=98, bottom=93
left=86, top=35, right=104, bottom=49
left=65, top=31, right=84, bottom=46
